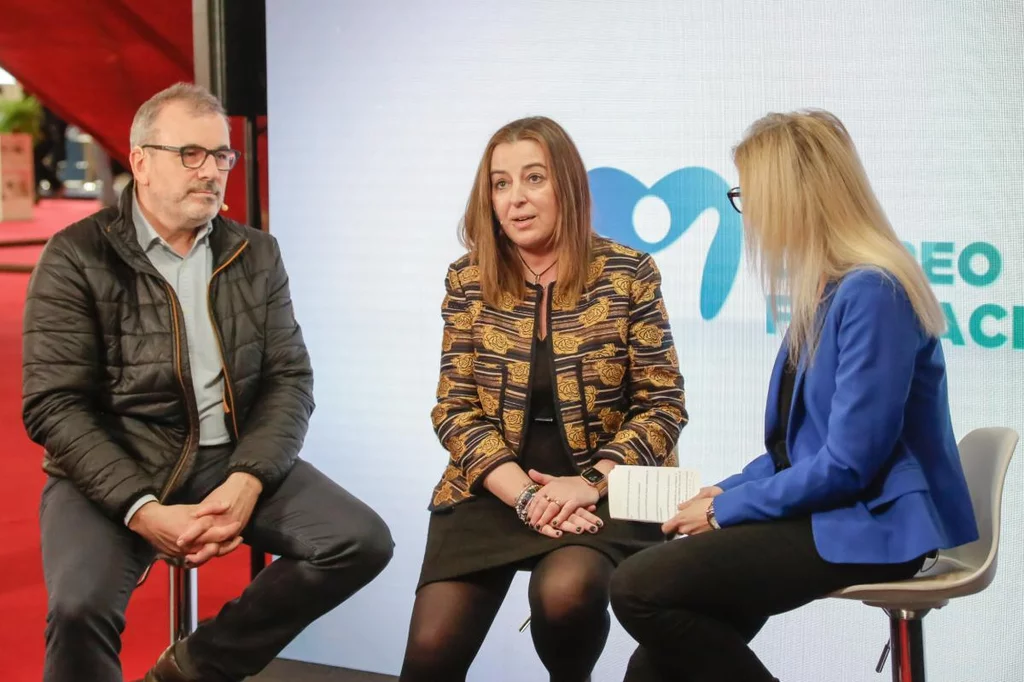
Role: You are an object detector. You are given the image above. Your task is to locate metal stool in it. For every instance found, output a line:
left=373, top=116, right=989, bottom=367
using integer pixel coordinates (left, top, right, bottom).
left=167, top=561, right=199, bottom=644
left=163, top=546, right=269, bottom=643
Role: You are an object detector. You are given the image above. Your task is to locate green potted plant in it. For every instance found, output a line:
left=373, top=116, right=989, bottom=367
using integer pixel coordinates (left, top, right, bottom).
left=0, top=94, right=40, bottom=220
left=0, top=94, right=43, bottom=139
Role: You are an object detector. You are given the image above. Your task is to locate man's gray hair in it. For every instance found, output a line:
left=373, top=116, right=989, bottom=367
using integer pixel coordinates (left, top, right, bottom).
left=129, top=82, right=227, bottom=148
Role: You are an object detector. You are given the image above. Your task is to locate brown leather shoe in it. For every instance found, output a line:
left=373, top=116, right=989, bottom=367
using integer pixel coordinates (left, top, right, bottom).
left=134, top=643, right=198, bottom=682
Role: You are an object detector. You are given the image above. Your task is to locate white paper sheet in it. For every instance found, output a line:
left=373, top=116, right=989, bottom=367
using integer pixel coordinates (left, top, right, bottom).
left=608, top=466, right=701, bottom=523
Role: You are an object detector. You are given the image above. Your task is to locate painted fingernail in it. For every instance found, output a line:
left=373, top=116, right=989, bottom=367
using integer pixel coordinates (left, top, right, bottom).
left=597, top=520, right=604, bottom=527
left=555, top=530, right=562, bottom=536
left=589, top=526, right=599, bottom=533
left=576, top=526, right=583, bottom=533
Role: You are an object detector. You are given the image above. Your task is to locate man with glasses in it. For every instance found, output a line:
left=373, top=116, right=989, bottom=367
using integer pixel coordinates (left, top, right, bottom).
left=24, top=82, right=394, bottom=682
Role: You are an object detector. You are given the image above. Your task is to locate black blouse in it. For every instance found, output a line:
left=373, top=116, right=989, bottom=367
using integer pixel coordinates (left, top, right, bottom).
left=768, top=355, right=797, bottom=471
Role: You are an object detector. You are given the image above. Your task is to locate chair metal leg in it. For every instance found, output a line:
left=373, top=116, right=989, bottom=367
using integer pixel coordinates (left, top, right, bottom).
left=169, top=564, right=199, bottom=644
left=250, top=547, right=266, bottom=579
left=886, top=608, right=930, bottom=682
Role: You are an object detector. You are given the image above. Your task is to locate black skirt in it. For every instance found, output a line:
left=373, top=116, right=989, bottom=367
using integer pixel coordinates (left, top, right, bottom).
left=417, top=336, right=665, bottom=590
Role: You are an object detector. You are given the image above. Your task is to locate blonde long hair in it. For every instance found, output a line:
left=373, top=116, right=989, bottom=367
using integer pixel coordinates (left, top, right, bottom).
left=733, top=109, right=945, bottom=363
left=460, top=116, right=592, bottom=308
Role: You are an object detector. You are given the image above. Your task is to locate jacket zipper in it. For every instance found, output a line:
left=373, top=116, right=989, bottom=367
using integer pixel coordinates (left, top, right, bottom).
left=158, top=283, right=199, bottom=502
left=515, top=285, right=545, bottom=456
left=207, top=241, right=249, bottom=440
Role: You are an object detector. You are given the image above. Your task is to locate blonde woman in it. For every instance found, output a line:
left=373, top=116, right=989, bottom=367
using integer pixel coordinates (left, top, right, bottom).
left=399, top=116, right=687, bottom=682
left=609, top=110, right=978, bottom=682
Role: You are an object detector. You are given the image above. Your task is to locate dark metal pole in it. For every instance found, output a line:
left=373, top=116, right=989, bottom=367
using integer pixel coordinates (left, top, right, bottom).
left=169, top=564, right=198, bottom=644
left=250, top=549, right=266, bottom=579
left=888, top=610, right=926, bottom=682
left=244, top=113, right=266, bottom=578
left=195, top=0, right=267, bottom=580
left=244, top=115, right=262, bottom=232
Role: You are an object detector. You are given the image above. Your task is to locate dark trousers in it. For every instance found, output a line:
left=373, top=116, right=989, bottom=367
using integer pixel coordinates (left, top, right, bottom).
left=609, top=517, right=923, bottom=682
left=40, top=447, right=394, bottom=682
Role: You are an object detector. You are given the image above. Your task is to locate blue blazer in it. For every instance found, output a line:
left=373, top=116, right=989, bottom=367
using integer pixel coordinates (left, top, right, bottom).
left=713, top=270, right=979, bottom=564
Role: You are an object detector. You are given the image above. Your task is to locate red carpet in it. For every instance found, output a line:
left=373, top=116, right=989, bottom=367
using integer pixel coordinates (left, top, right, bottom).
left=0, top=200, right=250, bottom=681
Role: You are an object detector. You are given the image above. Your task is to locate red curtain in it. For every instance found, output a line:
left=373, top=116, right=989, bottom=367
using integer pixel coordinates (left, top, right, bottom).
left=0, top=0, right=267, bottom=226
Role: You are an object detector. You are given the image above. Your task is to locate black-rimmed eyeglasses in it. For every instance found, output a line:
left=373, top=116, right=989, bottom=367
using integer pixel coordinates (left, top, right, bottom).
left=727, top=187, right=742, bottom=214
left=141, top=144, right=241, bottom=171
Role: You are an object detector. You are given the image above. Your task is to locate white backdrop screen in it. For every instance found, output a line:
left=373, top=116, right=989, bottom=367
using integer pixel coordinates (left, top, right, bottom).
left=264, top=1, right=1024, bottom=680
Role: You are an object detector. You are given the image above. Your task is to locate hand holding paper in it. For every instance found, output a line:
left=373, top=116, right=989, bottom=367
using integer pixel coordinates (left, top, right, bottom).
left=608, top=466, right=701, bottom=524
left=661, top=486, right=723, bottom=536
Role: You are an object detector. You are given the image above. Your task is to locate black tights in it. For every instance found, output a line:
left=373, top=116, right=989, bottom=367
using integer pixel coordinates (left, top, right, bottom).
left=399, top=546, right=615, bottom=682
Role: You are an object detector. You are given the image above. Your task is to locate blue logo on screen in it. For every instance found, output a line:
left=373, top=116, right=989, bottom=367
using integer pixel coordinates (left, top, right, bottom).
left=588, top=166, right=743, bottom=320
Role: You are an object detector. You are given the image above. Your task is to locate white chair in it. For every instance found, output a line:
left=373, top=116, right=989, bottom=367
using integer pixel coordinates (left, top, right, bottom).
left=830, top=427, right=1019, bottom=682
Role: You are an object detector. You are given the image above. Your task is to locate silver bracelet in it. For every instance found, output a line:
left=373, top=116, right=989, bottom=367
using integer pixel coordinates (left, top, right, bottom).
left=515, top=484, right=541, bottom=523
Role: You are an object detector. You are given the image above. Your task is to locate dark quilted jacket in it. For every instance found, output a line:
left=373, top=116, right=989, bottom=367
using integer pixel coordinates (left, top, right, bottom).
left=22, top=185, right=314, bottom=520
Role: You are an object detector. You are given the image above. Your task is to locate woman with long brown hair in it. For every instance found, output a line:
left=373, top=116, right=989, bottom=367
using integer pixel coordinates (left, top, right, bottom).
left=609, top=110, right=978, bottom=682
left=398, top=116, right=687, bottom=682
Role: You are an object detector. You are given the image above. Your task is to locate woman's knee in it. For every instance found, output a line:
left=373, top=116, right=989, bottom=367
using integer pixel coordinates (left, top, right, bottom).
left=530, top=562, right=611, bottom=627
left=402, top=623, right=450, bottom=671
left=400, top=620, right=473, bottom=680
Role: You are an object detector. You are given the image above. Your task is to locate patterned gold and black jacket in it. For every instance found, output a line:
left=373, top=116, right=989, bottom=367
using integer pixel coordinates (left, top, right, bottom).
left=428, top=236, right=688, bottom=511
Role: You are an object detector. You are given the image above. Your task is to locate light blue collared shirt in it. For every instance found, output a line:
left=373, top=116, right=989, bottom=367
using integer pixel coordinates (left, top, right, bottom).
left=125, top=195, right=233, bottom=525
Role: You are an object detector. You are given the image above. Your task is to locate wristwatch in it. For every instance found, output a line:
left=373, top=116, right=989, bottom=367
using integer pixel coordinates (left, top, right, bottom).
left=580, top=466, right=608, bottom=496
left=706, top=500, right=721, bottom=530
